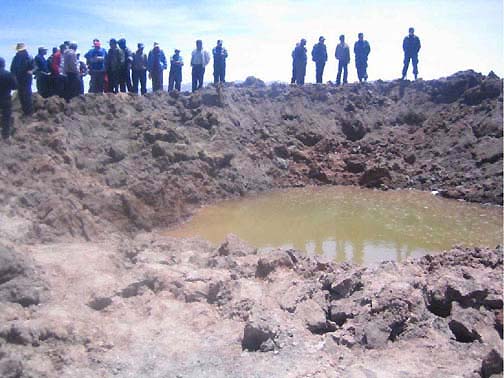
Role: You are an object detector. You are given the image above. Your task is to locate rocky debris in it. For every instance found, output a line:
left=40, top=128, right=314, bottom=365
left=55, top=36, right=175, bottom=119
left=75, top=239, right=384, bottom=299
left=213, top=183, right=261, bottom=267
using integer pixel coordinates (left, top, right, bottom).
left=0, top=231, right=502, bottom=377
left=358, top=167, right=392, bottom=187
left=0, top=246, right=47, bottom=307
left=341, top=118, right=367, bottom=141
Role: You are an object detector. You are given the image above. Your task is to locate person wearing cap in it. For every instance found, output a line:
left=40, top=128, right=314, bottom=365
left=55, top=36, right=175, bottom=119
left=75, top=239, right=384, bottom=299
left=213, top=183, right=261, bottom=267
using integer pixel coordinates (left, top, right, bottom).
left=335, top=34, right=350, bottom=86
left=190, top=40, right=210, bottom=92
left=311, top=36, right=328, bottom=84
left=118, top=38, right=133, bottom=92
left=85, top=39, right=107, bottom=93
left=106, top=38, right=125, bottom=93
left=293, top=38, right=307, bottom=85
left=34, top=47, right=51, bottom=98
left=0, top=57, right=17, bottom=140
left=354, top=33, right=370, bottom=83
left=168, top=49, right=183, bottom=92
left=63, top=42, right=80, bottom=101
left=147, top=42, right=167, bottom=92
left=132, top=43, right=148, bottom=95
left=10, top=43, right=34, bottom=115
left=402, top=27, right=421, bottom=80
left=212, top=40, right=228, bottom=84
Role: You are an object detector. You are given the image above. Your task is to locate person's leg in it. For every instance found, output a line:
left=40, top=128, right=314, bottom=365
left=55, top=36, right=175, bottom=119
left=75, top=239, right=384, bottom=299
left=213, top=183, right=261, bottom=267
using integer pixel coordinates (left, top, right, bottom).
left=221, top=63, right=226, bottom=83
left=199, top=66, right=205, bottom=89
left=159, top=70, right=164, bottom=91
left=343, top=64, right=348, bottom=84
left=140, top=70, right=147, bottom=94
left=336, top=61, right=342, bottom=85
left=168, top=70, right=174, bottom=91
left=126, top=68, right=132, bottom=92
left=175, top=71, right=181, bottom=91
left=192, top=67, right=198, bottom=92
left=402, top=56, right=410, bottom=79
left=412, top=55, right=419, bottom=79
left=213, top=64, right=219, bottom=84
left=0, top=99, right=12, bottom=139
left=132, top=70, right=139, bottom=94
left=18, top=78, right=33, bottom=115
left=96, top=71, right=105, bottom=93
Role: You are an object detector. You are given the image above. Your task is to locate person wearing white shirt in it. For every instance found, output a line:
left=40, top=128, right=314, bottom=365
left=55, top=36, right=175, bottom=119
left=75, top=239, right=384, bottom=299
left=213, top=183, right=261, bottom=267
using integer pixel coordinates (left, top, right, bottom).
left=190, top=40, right=210, bottom=92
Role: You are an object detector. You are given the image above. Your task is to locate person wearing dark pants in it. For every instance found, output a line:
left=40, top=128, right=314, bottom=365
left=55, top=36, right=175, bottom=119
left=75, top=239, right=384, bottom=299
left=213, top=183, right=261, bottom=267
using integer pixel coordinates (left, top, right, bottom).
left=354, top=33, right=371, bottom=82
left=106, top=39, right=125, bottom=93
left=132, top=43, right=147, bottom=95
left=402, top=27, right=421, bottom=80
left=212, top=40, right=228, bottom=84
left=10, top=43, right=34, bottom=115
left=0, top=57, right=17, bottom=140
left=147, top=42, right=167, bottom=92
left=63, top=42, right=81, bottom=101
left=335, top=35, right=350, bottom=86
left=34, top=47, right=51, bottom=97
left=312, top=36, right=327, bottom=84
left=293, top=38, right=307, bottom=85
left=85, top=39, right=107, bottom=93
left=190, top=40, right=210, bottom=92
left=118, top=38, right=133, bottom=92
left=168, top=49, right=183, bottom=91
left=290, top=43, right=298, bottom=84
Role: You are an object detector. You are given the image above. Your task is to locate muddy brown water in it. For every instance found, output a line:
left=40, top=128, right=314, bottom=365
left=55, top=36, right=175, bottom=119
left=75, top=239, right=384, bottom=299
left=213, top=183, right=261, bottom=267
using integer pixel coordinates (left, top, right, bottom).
left=164, top=186, right=503, bottom=265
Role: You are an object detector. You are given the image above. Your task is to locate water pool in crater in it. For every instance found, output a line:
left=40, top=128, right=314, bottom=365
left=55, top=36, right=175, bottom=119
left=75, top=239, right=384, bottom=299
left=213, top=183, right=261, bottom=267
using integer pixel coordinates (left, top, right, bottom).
left=164, top=186, right=503, bottom=265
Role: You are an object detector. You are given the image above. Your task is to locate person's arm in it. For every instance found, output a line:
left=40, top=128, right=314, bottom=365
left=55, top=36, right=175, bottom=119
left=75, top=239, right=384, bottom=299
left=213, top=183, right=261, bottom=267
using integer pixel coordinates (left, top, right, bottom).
left=403, top=37, right=407, bottom=53
left=161, top=51, right=167, bottom=69
left=10, top=73, right=18, bottom=91
left=223, top=48, right=228, bottom=59
left=417, top=37, right=421, bottom=53
left=366, top=41, right=371, bottom=56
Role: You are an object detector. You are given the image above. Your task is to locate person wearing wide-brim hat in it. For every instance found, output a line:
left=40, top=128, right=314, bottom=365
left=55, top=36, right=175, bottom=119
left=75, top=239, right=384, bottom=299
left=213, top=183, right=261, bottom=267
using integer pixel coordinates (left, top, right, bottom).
left=10, top=42, right=34, bottom=115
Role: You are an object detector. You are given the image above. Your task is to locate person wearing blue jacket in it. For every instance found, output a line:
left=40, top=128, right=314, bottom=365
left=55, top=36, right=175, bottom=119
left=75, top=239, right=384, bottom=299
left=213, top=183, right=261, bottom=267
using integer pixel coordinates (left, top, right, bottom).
left=354, top=33, right=370, bottom=82
left=168, top=49, right=183, bottom=92
left=212, top=40, right=228, bottom=84
left=34, top=47, right=50, bottom=97
left=0, top=57, right=17, bottom=140
left=401, top=27, right=421, bottom=80
left=10, top=43, right=34, bottom=115
left=148, top=42, right=167, bottom=92
left=84, top=39, right=107, bottom=93
left=311, top=36, right=327, bottom=83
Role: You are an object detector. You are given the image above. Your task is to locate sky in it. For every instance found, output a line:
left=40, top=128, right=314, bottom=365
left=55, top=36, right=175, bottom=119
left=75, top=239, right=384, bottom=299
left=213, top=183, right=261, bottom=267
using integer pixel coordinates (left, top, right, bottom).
left=0, top=0, right=502, bottom=85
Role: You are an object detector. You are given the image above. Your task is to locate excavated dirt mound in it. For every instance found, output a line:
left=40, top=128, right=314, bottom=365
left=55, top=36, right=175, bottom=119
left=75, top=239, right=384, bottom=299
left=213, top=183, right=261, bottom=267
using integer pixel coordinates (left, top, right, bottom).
left=0, top=70, right=502, bottom=243
left=0, top=71, right=502, bottom=377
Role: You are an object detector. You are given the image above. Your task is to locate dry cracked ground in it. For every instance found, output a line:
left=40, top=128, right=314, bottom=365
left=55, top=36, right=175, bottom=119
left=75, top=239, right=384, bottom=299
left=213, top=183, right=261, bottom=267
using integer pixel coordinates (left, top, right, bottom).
left=0, top=70, right=502, bottom=377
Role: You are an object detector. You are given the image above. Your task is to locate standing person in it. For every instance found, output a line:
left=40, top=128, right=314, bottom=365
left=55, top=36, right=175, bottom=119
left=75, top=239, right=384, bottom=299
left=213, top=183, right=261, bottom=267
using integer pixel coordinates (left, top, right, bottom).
left=132, top=43, right=147, bottom=95
left=335, top=34, right=350, bottom=86
left=10, top=43, right=34, bottom=116
left=293, top=38, right=307, bottom=85
left=311, top=36, right=328, bottom=84
left=290, top=43, right=298, bottom=84
left=354, top=33, right=371, bottom=83
left=50, top=44, right=66, bottom=97
left=118, top=38, right=133, bottom=92
left=34, top=47, right=51, bottom=97
left=77, top=53, right=88, bottom=94
left=63, top=42, right=80, bottom=101
left=0, top=57, right=17, bottom=140
left=106, top=38, right=125, bottom=93
left=85, top=39, right=107, bottom=93
left=212, top=40, right=228, bottom=84
left=402, top=27, right=421, bottom=80
left=168, top=49, right=183, bottom=92
left=147, top=42, right=167, bottom=92
left=190, top=40, right=210, bottom=92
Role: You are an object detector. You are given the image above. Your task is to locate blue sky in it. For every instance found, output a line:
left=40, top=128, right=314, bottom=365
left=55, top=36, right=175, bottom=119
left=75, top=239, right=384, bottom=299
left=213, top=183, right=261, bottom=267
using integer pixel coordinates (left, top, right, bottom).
left=0, top=0, right=502, bottom=84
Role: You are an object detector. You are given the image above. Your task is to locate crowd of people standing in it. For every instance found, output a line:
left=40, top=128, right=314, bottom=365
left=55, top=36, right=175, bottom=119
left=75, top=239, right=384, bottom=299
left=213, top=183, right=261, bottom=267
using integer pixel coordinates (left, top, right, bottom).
left=292, top=27, right=420, bottom=85
left=0, top=28, right=421, bottom=140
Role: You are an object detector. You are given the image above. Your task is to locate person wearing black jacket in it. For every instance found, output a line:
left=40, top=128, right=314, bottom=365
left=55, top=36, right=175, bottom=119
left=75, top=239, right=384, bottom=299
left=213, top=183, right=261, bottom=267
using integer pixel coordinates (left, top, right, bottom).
left=311, top=36, right=328, bottom=83
left=118, top=38, right=133, bottom=92
left=10, top=43, right=34, bottom=115
left=0, top=57, right=17, bottom=139
left=354, top=33, right=371, bottom=82
left=293, top=39, right=307, bottom=85
left=402, top=27, right=421, bottom=80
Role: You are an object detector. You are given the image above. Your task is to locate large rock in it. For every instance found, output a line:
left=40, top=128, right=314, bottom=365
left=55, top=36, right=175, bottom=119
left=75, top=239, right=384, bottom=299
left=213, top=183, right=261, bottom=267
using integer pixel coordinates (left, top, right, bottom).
left=358, top=167, right=392, bottom=188
left=341, top=119, right=367, bottom=141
